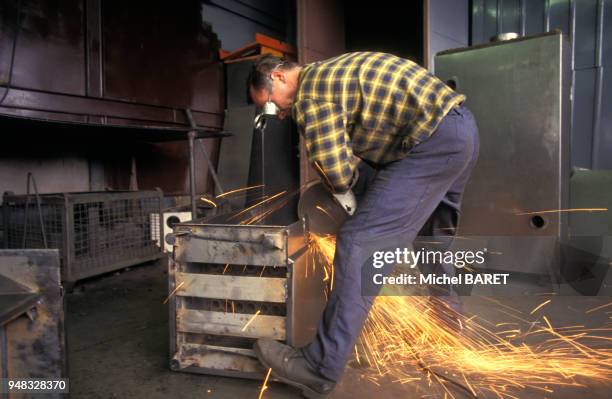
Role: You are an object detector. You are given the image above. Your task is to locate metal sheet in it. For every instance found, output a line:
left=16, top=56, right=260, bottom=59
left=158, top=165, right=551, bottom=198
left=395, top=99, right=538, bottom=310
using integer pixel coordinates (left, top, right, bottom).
left=286, top=219, right=308, bottom=259
left=297, top=181, right=347, bottom=236
left=549, top=0, right=570, bottom=33
left=174, top=224, right=288, bottom=266
left=182, top=343, right=255, bottom=358
left=286, top=245, right=327, bottom=348
left=501, top=0, right=521, bottom=34
left=172, top=343, right=265, bottom=376
left=598, top=68, right=612, bottom=169
left=0, top=0, right=225, bottom=134
left=176, top=309, right=286, bottom=340
left=216, top=106, right=256, bottom=207
left=525, top=0, right=546, bottom=36
left=0, top=272, right=39, bottom=326
left=0, top=249, right=66, bottom=388
left=102, top=0, right=223, bottom=110
left=226, top=62, right=254, bottom=109
left=246, top=116, right=300, bottom=226
left=176, top=272, right=287, bottom=303
left=574, top=0, right=598, bottom=69
left=482, top=0, right=500, bottom=41
left=561, top=170, right=612, bottom=295
left=435, top=32, right=571, bottom=275
left=605, top=0, right=612, bottom=66
left=1, top=0, right=86, bottom=96
left=573, top=68, right=597, bottom=168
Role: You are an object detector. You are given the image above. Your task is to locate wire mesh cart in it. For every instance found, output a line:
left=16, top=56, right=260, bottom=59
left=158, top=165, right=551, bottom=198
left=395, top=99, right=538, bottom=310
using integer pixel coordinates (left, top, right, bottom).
left=2, top=190, right=164, bottom=283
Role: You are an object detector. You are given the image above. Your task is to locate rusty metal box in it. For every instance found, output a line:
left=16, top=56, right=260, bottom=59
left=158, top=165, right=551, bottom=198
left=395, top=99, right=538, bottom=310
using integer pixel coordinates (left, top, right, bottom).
left=167, top=214, right=327, bottom=379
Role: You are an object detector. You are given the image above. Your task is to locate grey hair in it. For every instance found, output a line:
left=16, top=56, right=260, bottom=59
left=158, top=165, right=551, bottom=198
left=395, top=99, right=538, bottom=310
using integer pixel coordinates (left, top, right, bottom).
left=246, top=54, right=297, bottom=100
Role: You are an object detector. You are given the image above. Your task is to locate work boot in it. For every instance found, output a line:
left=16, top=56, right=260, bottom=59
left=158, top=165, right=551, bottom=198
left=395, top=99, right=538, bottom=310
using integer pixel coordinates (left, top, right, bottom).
left=253, top=338, right=336, bottom=399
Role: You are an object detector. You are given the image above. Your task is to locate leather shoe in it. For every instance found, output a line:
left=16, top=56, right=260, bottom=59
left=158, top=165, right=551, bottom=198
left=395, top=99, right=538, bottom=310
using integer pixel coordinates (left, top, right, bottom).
left=253, top=338, right=336, bottom=398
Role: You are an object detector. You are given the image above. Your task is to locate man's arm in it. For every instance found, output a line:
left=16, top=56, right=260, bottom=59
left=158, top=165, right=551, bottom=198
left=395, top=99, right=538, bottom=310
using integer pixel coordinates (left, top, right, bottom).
left=293, top=99, right=357, bottom=193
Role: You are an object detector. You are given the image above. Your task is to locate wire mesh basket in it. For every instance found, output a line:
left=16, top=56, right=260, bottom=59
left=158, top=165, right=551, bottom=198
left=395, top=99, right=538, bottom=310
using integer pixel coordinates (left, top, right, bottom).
left=2, top=190, right=164, bottom=283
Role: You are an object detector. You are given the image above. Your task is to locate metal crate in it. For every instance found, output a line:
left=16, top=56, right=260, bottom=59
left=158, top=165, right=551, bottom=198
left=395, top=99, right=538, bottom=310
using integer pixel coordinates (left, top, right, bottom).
left=0, top=249, right=67, bottom=397
left=2, top=190, right=164, bottom=283
left=167, top=213, right=327, bottom=379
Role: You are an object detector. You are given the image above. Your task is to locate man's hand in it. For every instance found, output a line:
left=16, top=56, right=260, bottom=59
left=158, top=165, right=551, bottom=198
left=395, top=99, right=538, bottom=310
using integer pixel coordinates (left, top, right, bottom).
left=332, top=190, right=357, bottom=216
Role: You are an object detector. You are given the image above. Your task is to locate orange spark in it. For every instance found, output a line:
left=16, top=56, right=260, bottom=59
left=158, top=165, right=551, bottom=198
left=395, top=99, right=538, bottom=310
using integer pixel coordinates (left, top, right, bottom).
left=530, top=299, right=551, bottom=315
left=313, top=161, right=334, bottom=190
left=515, top=208, right=608, bottom=216
left=199, top=197, right=217, bottom=208
left=230, top=191, right=287, bottom=221
left=258, top=368, right=272, bottom=399
left=308, top=234, right=612, bottom=398
left=215, top=184, right=264, bottom=199
left=316, top=205, right=338, bottom=224
left=162, top=281, right=185, bottom=304
left=586, top=301, right=612, bottom=314
left=242, top=310, right=261, bottom=331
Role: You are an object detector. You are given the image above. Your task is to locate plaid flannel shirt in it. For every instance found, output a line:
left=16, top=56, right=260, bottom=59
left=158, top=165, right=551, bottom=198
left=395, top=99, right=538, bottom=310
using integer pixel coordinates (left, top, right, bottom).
left=292, top=52, right=465, bottom=193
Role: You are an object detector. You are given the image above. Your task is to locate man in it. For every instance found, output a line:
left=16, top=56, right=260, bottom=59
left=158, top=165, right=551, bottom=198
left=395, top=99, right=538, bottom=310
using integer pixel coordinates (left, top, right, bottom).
left=247, top=52, right=479, bottom=398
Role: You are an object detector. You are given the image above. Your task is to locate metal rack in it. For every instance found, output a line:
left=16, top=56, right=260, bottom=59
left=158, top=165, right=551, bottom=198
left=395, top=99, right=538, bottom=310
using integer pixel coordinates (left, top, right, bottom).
left=2, top=190, right=164, bottom=283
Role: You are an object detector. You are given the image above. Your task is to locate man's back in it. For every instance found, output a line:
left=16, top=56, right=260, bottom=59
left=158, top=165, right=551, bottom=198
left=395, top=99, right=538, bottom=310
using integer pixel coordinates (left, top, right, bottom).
left=294, top=52, right=464, bottom=166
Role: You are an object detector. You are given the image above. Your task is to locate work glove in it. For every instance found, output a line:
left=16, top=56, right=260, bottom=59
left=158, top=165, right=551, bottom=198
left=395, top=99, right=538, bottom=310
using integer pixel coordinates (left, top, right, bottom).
left=333, top=190, right=357, bottom=216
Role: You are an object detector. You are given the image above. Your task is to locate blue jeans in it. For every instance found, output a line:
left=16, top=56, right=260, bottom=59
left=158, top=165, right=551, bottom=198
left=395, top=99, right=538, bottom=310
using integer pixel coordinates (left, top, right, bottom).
left=302, top=105, right=480, bottom=381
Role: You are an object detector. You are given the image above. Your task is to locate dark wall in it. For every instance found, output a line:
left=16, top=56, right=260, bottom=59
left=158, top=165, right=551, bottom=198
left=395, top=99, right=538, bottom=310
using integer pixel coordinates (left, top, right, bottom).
left=344, top=1, right=424, bottom=65
left=0, top=0, right=225, bottom=196
left=201, top=0, right=296, bottom=51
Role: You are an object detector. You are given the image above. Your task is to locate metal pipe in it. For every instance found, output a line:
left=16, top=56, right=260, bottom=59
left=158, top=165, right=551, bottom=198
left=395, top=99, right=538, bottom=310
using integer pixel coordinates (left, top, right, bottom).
left=188, top=130, right=197, bottom=218
left=519, top=0, right=526, bottom=36
left=185, top=109, right=198, bottom=218
left=591, top=0, right=605, bottom=169
left=21, top=173, right=48, bottom=249
left=497, top=0, right=503, bottom=35
left=261, top=124, right=265, bottom=218
left=569, top=0, right=576, bottom=135
left=569, top=0, right=576, bottom=70
left=544, top=0, right=551, bottom=32
left=0, top=327, right=7, bottom=379
left=197, top=140, right=225, bottom=195
left=569, top=0, right=576, bottom=165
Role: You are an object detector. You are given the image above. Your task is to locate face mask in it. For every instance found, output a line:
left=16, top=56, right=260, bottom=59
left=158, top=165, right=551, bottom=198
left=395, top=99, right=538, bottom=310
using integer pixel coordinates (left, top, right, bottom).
left=254, top=99, right=279, bottom=130
left=253, top=62, right=285, bottom=130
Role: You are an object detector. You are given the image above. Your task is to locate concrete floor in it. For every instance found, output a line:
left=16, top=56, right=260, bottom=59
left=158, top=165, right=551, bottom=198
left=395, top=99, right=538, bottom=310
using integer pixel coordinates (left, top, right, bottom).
left=66, top=261, right=612, bottom=399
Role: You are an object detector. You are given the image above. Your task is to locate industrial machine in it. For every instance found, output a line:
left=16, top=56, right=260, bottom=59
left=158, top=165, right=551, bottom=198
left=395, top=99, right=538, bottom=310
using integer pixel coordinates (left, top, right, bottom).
left=435, top=31, right=571, bottom=289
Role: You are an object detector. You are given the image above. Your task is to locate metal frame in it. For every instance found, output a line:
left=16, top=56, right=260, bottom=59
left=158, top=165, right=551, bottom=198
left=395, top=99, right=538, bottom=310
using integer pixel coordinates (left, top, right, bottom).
left=168, top=214, right=327, bottom=379
left=3, top=190, right=165, bottom=283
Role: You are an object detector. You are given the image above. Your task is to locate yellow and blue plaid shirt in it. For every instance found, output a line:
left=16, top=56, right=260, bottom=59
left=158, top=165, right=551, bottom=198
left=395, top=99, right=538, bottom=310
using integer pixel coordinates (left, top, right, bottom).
left=292, top=52, right=465, bottom=193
